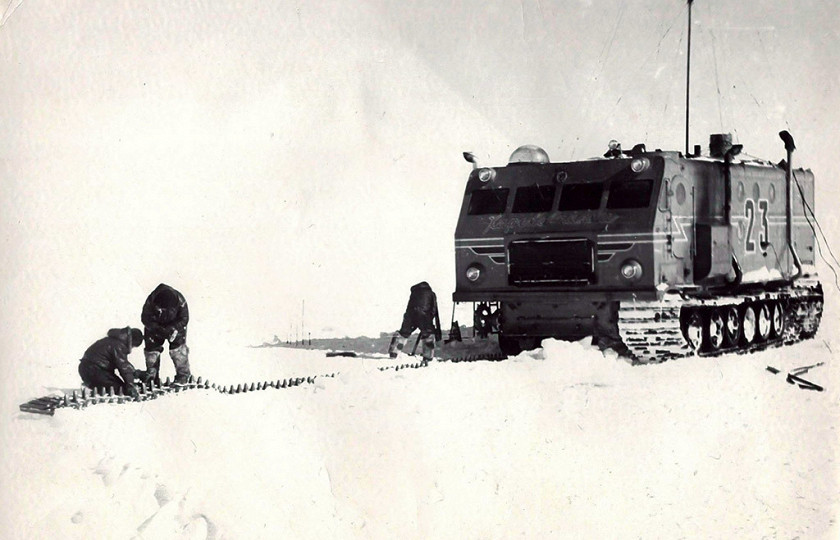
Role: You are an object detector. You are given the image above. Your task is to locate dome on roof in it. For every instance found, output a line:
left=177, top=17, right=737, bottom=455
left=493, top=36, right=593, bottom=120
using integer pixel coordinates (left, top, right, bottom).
left=508, top=145, right=550, bottom=164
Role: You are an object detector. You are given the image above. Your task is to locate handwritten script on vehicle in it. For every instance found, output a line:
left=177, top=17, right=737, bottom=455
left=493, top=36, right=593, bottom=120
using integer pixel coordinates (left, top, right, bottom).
left=483, top=213, right=619, bottom=234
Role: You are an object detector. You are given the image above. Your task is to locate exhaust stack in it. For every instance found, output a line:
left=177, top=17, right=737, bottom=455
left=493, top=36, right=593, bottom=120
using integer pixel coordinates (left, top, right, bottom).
left=780, top=130, right=803, bottom=281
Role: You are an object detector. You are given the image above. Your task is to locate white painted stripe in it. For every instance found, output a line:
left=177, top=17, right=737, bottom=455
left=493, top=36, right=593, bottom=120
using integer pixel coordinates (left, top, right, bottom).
left=455, top=237, right=505, bottom=244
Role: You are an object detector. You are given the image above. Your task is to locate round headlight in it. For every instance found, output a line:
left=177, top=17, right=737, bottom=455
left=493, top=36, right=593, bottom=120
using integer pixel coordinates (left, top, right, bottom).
left=620, top=259, right=643, bottom=281
left=466, top=265, right=482, bottom=282
left=630, top=157, right=650, bottom=173
left=477, top=168, right=496, bottom=183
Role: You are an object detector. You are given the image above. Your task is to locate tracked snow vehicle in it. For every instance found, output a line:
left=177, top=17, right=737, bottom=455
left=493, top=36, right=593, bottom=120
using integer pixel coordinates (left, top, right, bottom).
left=452, top=133, right=823, bottom=362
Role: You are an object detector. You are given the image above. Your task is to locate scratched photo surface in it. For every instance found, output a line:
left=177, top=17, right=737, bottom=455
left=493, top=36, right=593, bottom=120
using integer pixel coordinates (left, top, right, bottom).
left=1, top=1, right=838, bottom=538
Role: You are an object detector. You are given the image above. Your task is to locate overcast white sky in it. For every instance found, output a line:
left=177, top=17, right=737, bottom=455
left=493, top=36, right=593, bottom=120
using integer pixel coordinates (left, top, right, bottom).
left=2, top=1, right=839, bottom=361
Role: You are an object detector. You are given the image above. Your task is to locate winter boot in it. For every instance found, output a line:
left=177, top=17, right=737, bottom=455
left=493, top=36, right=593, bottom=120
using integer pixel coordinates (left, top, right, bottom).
left=388, top=334, right=408, bottom=358
left=170, top=344, right=191, bottom=385
left=144, top=351, right=162, bottom=385
left=421, top=335, right=435, bottom=362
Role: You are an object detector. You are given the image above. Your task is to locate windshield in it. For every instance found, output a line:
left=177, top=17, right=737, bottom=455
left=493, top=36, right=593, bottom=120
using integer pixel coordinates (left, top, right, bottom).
left=512, top=185, right=556, bottom=213
left=468, top=188, right=510, bottom=215
left=558, top=183, right=604, bottom=211
left=606, top=179, right=654, bottom=209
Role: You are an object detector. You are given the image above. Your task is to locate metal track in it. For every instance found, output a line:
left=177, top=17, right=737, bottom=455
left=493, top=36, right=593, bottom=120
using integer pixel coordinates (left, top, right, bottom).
left=20, top=375, right=338, bottom=415
left=20, top=350, right=513, bottom=416
left=617, top=295, right=687, bottom=363
left=21, top=355, right=506, bottom=416
left=618, top=281, right=824, bottom=365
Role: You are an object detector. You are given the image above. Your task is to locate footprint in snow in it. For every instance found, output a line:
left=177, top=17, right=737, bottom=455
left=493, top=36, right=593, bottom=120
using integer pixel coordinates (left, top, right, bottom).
left=154, top=483, right=172, bottom=507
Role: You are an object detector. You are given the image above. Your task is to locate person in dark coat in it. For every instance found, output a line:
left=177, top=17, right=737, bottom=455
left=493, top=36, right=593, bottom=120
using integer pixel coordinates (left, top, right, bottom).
left=78, top=327, right=144, bottom=398
left=141, top=283, right=191, bottom=385
left=388, top=281, right=442, bottom=361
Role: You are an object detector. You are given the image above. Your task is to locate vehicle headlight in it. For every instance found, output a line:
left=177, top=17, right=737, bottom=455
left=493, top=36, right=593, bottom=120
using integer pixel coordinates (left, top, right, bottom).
left=477, top=168, right=496, bottom=183
left=466, top=265, right=482, bottom=282
left=630, top=157, right=650, bottom=173
left=620, top=259, right=643, bottom=281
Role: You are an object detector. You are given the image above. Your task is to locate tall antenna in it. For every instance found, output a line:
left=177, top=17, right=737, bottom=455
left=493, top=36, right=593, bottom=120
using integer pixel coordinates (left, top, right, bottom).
left=685, top=0, right=694, bottom=155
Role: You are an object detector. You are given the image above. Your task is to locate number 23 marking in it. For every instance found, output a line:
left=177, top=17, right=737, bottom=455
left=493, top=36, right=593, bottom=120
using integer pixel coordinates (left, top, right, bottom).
left=744, top=198, right=768, bottom=252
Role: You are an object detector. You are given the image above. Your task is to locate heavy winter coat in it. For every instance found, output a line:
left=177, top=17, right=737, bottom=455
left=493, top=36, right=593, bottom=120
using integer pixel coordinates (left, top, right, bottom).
left=79, top=327, right=139, bottom=385
left=398, top=282, right=441, bottom=341
left=141, top=283, right=189, bottom=338
left=405, top=282, right=437, bottom=319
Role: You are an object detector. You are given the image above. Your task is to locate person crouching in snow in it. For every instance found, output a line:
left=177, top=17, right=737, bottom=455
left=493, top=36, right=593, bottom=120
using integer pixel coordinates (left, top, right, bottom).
left=388, top=281, right=442, bottom=362
left=141, top=283, right=191, bottom=385
left=78, top=327, right=144, bottom=398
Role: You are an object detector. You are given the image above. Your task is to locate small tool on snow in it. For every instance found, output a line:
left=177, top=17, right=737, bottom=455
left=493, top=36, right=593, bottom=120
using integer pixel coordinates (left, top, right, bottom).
left=766, top=365, right=824, bottom=392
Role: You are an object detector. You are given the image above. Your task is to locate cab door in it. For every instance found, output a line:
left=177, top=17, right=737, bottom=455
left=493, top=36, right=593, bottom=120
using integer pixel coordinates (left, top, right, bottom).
left=692, top=163, right=731, bottom=282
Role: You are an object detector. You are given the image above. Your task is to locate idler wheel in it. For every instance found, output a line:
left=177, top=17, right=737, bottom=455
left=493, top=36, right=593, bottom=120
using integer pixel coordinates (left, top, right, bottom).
left=796, top=301, right=816, bottom=338
left=707, top=309, right=724, bottom=351
left=756, top=303, right=772, bottom=341
left=741, top=305, right=757, bottom=345
left=723, top=305, right=741, bottom=347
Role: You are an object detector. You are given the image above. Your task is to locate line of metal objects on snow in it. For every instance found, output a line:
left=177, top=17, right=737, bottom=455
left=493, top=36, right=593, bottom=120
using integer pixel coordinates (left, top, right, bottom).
left=21, top=355, right=514, bottom=415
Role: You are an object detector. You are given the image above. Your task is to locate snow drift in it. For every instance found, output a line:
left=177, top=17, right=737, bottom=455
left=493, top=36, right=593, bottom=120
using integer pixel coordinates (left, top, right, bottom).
left=1, top=337, right=837, bottom=539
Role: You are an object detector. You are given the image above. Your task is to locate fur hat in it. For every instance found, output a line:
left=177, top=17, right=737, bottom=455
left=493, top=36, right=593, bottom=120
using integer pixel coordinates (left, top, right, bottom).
left=130, top=328, right=144, bottom=347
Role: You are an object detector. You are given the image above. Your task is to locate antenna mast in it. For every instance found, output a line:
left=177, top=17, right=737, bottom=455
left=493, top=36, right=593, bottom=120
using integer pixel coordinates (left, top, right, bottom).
left=685, top=0, right=694, bottom=155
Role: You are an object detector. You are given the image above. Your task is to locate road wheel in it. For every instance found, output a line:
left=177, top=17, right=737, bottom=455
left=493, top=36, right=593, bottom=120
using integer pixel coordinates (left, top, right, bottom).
left=723, top=305, right=741, bottom=347
left=707, top=309, right=724, bottom=351
left=741, top=305, right=757, bottom=345
left=756, top=303, right=772, bottom=341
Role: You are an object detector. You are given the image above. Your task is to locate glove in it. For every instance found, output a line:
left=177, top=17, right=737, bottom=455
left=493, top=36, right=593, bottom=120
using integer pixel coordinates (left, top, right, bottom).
left=126, top=384, right=140, bottom=400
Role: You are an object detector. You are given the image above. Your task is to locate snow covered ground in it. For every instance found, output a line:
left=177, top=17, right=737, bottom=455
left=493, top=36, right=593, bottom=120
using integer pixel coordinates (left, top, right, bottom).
left=3, top=2, right=839, bottom=538
left=1, top=332, right=837, bottom=539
